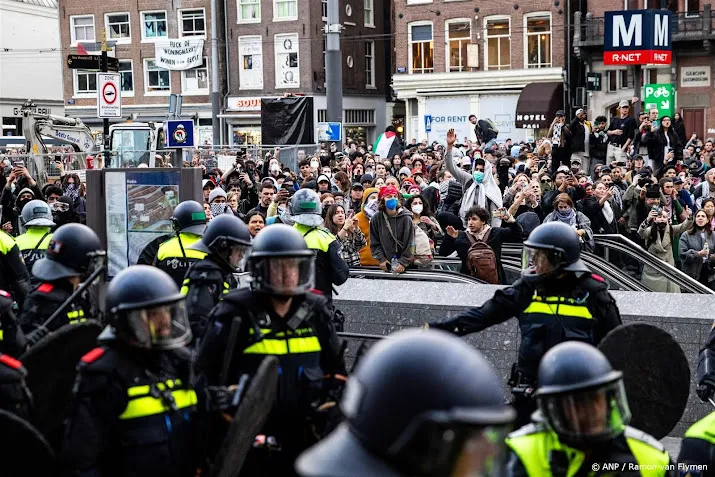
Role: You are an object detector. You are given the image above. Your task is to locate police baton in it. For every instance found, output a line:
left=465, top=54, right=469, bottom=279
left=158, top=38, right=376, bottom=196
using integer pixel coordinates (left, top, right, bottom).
left=38, top=265, right=106, bottom=330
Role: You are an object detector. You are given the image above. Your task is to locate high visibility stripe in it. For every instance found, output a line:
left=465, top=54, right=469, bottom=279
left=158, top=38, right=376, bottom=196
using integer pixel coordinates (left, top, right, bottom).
left=119, top=389, right=197, bottom=420
left=67, top=309, right=86, bottom=324
left=126, top=379, right=183, bottom=397
left=0, top=330, right=4, bottom=341
left=243, top=336, right=321, bottom=355
left=523, top=302, right=593, bottom=320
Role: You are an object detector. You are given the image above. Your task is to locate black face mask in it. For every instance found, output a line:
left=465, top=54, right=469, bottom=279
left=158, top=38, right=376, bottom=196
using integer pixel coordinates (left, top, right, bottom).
left=321, top=209, right=329, bottom=218
left=17, top=198, right=30, bottom=212
left=657, top=222, right=668, bottom=230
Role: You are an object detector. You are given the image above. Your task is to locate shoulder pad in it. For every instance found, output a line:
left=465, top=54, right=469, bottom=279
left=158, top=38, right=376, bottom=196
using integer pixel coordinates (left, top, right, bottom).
left=624, top=426, right=666, bottom=452
left=0, top=353, right=24, bottom=372
left=80, top=347, right=106, bottom=365
left=37, top=283, right=54, bottom=294
left=590, top=273, right=606, bottom=283
left=0, top=290, right=10, bottom=299
left=578, top=274, right=609, bottom=292
left=304, top=290, right=329, bottom=308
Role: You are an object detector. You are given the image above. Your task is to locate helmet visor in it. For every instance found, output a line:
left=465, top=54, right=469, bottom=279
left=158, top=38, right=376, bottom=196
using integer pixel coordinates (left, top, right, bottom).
left=521, top=246, right=564, bottom=276
left=538, top=380, right=631, bottom=443
left=389, top=418, right=511, bottom=477
left=249, top=256, right=315, bottom=296
left=125, top=300, right=192, bottom=350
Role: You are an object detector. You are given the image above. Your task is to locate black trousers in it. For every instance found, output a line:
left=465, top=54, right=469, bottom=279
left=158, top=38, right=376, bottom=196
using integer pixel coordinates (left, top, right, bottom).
left=511, top=393, right=538, bottom=429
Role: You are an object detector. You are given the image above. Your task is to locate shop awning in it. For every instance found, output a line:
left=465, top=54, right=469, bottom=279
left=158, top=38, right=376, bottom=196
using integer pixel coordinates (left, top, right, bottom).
left=514, top=82, right=564, bottom=129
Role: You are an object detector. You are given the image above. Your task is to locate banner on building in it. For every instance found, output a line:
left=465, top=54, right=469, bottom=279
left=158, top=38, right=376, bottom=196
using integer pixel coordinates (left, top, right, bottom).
left=154, top=39, right=204, bottom=70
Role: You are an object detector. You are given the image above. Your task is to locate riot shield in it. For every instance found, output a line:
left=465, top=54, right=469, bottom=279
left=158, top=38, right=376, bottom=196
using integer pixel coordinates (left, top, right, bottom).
left=211, top=356, right=279, bottom=477
left=598, top=322, right=690, bottom=439
left=0, top=409, right=54, bottom=475
left=20, top=321, right=102, bottom=451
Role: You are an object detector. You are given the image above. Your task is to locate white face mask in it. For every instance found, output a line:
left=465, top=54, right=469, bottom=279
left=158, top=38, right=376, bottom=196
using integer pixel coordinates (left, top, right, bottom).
left=310, top=161, right=320, bottom=169
left=411, top=204, right=424, bottom=215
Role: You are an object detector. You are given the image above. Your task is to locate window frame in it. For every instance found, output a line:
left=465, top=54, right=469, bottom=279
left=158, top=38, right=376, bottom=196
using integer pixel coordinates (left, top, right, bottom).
left=445, top=18, right=471, bottom=73
left=144, top=58, right=172, bottom=96
left=365, top=40, right=375, bottom=88
left=178, top=8, right=207, bottom=38
left=684, top=0, right=701, bottom=17
left=364, top=0, right=374, bottom=27
left=73, top=70, right=97, bottom=97
left=140, top=10, right=168, bottom=42
left=483, top=15, right=511, bottom=71
left=70, top=15, right=95, bottom=46
left=237, top=0, right=261, bottom=24
left=181, top=57, right=210, bottom=95
left=408, top=21, right=434, bottom=74
left=104, top=12, right=131, bottom=44
left=273, top=0, right=298, bottom=22
left=523, top=12, right=552, bottom=69
left=274, top=33, right=300, bottom=88
left=406, top=0, right=432, bottom=5
left=322, top=0, right=328, bottom=21
left=118, top=59, right=134, bottom=97
left=238, top=35, right=264, bottom=90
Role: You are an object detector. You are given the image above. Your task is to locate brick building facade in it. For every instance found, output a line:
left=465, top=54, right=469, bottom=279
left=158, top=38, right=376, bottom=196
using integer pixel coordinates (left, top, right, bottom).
left=222, top=0, right=390, bottom=146
left=574, top=0, right=715, bottom=139
left=58, top=0, right=224, bottom=144
left=392, top=0, right=568, bottom=144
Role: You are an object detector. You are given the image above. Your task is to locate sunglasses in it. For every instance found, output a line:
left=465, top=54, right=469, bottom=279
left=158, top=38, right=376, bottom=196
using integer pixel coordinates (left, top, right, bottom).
left=541, top=178, right=552, bottom=183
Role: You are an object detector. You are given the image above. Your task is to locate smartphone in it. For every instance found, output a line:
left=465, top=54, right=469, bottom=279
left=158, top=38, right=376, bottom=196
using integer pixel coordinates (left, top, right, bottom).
left=347, top=209, right=355, bottom=219
left=12, top=160, right=24, bottom=168
left=538, top=160, right=547, bottom=170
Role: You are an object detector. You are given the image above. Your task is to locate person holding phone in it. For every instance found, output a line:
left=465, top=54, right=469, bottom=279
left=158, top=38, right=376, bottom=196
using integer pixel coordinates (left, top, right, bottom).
left=324, top=204, right=365, bottom=267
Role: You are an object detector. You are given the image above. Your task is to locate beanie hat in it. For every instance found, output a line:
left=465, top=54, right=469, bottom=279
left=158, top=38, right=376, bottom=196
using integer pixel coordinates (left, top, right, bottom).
left=209, top=187, right=227, bottom=203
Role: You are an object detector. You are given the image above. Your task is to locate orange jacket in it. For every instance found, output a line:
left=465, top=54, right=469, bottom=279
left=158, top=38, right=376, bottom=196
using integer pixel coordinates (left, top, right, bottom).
left=355, top=188, right=379, bottom=266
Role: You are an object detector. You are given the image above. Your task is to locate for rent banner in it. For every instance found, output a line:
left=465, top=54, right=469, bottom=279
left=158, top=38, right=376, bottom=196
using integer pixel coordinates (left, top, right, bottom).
left=154, top=39, right=204, bottom=70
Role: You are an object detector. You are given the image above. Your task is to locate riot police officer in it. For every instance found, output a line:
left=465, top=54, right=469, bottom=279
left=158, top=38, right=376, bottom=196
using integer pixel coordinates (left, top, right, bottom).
left=0, top=229, right=31, bottom=309
left=154, top=200, right=208, bottom=287
left=429, top=221, right=622, bottom=427
left=296, top=329, right=516, bottom=477
left=181, top=214, right=252, bottom=343
left=20, top=223, right=104, bottom=341
left=62, top=265, right=211, bottom=476
left=196, top=224, right=346, bottom=476
left=15, top=199, right=54, bottom=280
left=0, top=290, right=26, bottom=358
left=290, top=189, right=349, bottom=304
left=505, top=341, right=674, bottom=476
left=0, top=290, right=31, bottom=420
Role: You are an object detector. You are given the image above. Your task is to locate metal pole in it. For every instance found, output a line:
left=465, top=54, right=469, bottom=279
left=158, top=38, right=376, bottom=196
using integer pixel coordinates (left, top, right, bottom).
left=101, top=29, right=109, bottom=155
left=566, top=0, right=572, bottom=116
left=633, top=65, right=642, bottom=118
left=326, top=0, right=343, bottom=125
left=210, top=0, right=221, bottom=148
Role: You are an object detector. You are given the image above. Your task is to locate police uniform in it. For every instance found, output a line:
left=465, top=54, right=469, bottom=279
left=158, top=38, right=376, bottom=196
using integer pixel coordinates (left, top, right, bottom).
left=20, top=280, right=87, bottom=333
left=0, top=290, right=26, bottom=358
left=679, top=411, right=715, bottom=474
left=154, top=233, right=207, bottom=288
left=15, top=227, right=53, bottom=278
left=0, top=353, right=32, bottom=421
left=182, top=261, right=236, bottom=341
left=506, top=423, right=672, bottom=476
left=294, top=224, right=349, bottom=304
left=0, top=231, right=31, bottom=307
left=62, top=343, right=200, bottom=476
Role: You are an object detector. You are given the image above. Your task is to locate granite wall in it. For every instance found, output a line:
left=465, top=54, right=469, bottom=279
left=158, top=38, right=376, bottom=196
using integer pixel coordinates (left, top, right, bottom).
left=334, top=279, right=715, bottom=438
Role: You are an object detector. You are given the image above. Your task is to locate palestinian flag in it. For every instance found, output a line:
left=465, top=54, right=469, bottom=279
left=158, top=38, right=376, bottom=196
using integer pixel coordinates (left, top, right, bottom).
left=373, top=130, right=398, bottom=158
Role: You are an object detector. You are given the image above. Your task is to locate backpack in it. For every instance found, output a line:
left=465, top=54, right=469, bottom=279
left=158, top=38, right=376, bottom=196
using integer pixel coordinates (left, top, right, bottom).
left=465, top=229, right=499, bottom=284
left=485, top=118, right=499, bottom=136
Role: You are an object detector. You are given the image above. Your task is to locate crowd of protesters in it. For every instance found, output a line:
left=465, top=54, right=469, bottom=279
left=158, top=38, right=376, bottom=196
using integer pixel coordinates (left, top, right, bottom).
left=3, top=97, right=715, bottom=292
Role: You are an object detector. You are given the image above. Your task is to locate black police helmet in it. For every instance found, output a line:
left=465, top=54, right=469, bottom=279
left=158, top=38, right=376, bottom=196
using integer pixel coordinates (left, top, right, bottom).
left=296, top=329, right=515, bottom=477
left=32, top=223, right=103, bottom=281
left=106, top=265, right=191, bottom=350
left=189, top=214, right=251, bottom=254
left=248, top=223, right=313, bottom=259
left=172, top=200, right=207, bottom=235
left=523, top=221, right=589, bottom=273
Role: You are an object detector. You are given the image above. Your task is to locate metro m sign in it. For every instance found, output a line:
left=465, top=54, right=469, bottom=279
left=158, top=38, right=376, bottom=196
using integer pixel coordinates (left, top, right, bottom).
left=604, top=10, right=672, bottom=66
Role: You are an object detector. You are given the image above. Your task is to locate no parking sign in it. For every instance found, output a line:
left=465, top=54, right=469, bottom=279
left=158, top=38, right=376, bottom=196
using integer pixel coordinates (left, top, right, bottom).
left=97, top=73, right=121, bottom=118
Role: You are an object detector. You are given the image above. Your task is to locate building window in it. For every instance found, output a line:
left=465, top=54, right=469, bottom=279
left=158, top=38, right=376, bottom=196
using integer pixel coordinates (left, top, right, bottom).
left=142, top=11, right=167, bottom=40
left=105, top=13, right=130, bottom=42
left=74, top=71, right=97, bottom=95
left=646, top=69, right=658, bottom=84
left=182, top=59, right=209, bottom=93
left=447, top=21, right=470, bottom=72
left=607, top=70, right=618, bottom=92
left=485, top=17, right=510, bottom=70
left=71, top=15, right=95, bottom=44
left=365, top=41, right=375, bottom=87
left=179, top=9, right=206, bottom=37
left=274, top=0, right=297, bottom=20
left=238, top=0, right=260, bottom=23
left=364, top=0, right=374, bottom=26
left=619, top=70, right=630, bottom=89
left=239, top=36, right=263, bottom=89
left=685, top=0, right=700, bottom=16
left=322, top=0, right=328, bottom=20
left=145, top=59, right=171, bottom=93
left=119, top=60, right=133, bottom=93
left=409, top=23, right=434, bottom=74
left=275, top=33, right=300, bottom=88
left=525, top=14, right=551, bottom=68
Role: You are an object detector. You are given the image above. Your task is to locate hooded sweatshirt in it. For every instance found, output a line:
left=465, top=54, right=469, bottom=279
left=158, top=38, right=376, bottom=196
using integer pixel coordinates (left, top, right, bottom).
left=355, top=188, right=379, bottom=266
left=369, top=206, right=415, bottom=267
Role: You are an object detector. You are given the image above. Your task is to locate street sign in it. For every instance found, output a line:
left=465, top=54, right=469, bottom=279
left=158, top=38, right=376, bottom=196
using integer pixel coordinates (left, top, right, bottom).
left=317, top=122, right=342, bottom=142
left=165, top=120, right=195, bottom=148
left=603, top=9, right=672, bottom=66
left=424, top=115, right=432, bottom=132
left=586, top=73, right=602, bottom=91
left=97, top=73, right=121, bottom=118
left=643, top=83, right=675, bottom=119
left=66, top=55, right=119, bottom=72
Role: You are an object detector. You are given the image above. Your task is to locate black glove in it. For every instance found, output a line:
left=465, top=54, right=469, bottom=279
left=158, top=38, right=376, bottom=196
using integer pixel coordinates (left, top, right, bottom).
left=427, top=318, right=457, bottom=332
left=696, top=376, right=715, bottom=403
left=205, top=386, right=233, bottom=412
left=25, top=325, right=50, bottom=347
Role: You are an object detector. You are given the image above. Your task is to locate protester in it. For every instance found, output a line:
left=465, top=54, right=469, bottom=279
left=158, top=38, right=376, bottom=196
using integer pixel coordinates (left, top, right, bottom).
left=369, top=185, right=414, bottom=274
left=324, top=204, right=365, bottom=267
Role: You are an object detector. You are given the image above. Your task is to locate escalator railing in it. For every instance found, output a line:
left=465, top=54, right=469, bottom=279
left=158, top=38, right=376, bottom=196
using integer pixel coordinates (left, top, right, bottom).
left=349, top=267, right=486, bottom=285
